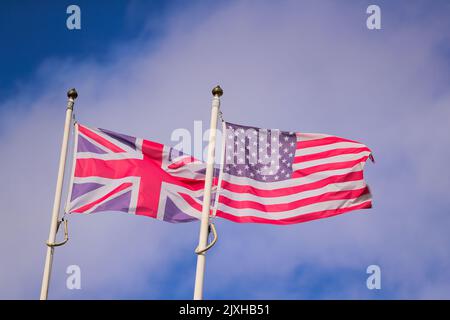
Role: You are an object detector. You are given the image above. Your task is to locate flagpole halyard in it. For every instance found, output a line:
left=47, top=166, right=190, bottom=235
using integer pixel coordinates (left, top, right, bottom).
left=193, top=85, right=223, bottom=300
left=40, top=88, right=78, bottom=300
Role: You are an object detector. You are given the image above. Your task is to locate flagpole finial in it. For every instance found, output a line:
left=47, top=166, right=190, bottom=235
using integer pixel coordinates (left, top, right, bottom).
left=212, top=85, right=223, bottom=97
left=67, top=88, right=78, bottom=100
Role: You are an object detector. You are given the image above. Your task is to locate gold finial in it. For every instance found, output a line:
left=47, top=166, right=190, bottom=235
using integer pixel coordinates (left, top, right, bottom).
left=67, top=88, right=78, bottom=100
left=212, top=85, right=223, bottom=97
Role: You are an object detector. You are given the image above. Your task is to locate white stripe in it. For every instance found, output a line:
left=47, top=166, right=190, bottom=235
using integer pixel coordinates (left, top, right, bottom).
left=217, top=193, right=371, bottom=219
left=219, top=179, right=366, bottom=204
left=292, top=151, right=371, bottom=170
left=295, top=141, right=367, bottom=157
left=221, top=166, right=363, bottom=190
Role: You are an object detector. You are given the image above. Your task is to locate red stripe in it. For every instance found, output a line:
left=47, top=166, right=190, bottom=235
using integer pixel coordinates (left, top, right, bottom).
left=221, top=170, right=364, bottom=197
left=294, top=147, right=371, bottom=163
left=168, top=156, right=197, bottom=169
left=216, top=200, right=372, bottom=225
left=72, top=182, right=132, bottom=213
left=179, top=192, right=212, bottom=215
left=297, top=136, right=358, bottom=149
left=78, top=125, right=125, bottom=153
left=219, top=187, right=369, bottom=212
left=75, top=158, right=143, bottom=179
left=292, top=156, right=369, bottom=178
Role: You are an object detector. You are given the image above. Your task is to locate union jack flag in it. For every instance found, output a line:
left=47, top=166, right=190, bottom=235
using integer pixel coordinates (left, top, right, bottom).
left=65, top=124, right=206, bottom=223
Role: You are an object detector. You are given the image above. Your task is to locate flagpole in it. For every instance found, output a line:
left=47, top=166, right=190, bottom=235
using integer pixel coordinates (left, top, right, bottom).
left=40, top=88, right=78, bottom=300
left=193, top=85, right=223, bottom=300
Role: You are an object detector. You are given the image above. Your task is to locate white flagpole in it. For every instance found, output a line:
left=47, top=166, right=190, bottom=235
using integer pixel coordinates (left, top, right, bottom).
left=193, top=85, right=223, bottom=300
left=40, top=88, right=78, bottom=300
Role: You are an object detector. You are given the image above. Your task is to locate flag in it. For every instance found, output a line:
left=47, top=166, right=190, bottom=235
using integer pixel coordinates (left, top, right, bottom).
left=210, top=122, right=373, bottom=225
left=65, top=123, right=207, bottom=223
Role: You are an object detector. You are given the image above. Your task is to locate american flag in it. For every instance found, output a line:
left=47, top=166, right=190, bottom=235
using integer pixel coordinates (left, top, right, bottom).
left=212, top=122, right=373, bottom=225
left=65, top=124, right=206, bottom=223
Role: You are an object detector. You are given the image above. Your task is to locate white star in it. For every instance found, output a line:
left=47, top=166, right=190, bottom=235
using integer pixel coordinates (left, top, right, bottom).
left=283, top=148, right=288, bottom=153
left=274, top=175, right=279, bottom=180
left=237, top=170, right=243, bottom=175
left=284, top=136, right=289, bottom=141
left=262, top=176, right=267, bottom=180
left=288, top=153, right=293, bottom=157
left=290, top=142, right=295, bottom=146
left=285, top=173, right=290, bottom=178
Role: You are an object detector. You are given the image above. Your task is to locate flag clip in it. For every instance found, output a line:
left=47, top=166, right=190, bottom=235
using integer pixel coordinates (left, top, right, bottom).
left=195, top=223, right=218, bottom=255
left=46, top=218, right=69, bottom=247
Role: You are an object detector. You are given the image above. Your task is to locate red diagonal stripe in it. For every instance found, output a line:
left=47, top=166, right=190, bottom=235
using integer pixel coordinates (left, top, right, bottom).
left=78, top=125, right=125, bottom=153
left=72, top=182, right=132, bottom=213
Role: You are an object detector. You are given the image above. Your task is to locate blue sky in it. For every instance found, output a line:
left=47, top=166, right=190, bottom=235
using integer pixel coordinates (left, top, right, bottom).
left=0, top=0, right=178, bottom=103
left=0, top=0, right=450, bottom=300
